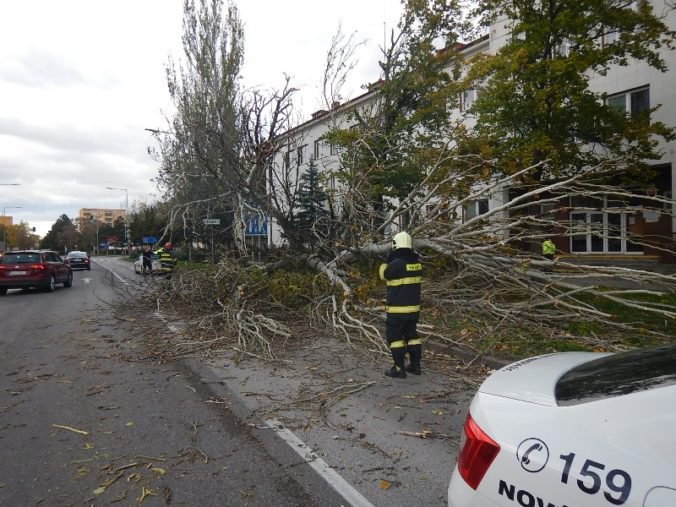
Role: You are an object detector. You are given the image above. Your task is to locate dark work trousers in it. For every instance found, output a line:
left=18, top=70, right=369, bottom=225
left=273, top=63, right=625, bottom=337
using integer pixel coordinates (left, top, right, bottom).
left=386, top=315, right=420, bottom=371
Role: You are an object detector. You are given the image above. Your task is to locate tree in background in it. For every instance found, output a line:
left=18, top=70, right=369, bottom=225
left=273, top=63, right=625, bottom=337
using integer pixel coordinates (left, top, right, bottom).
left=320, top=0, right=480, bottom=248
left=295, top=159, right=329, bottom=250
left=465, top=0, right=675, bottom=182
left=152, top=0, right=244, bottom=252
left=40, top=215, right=76, bottom=253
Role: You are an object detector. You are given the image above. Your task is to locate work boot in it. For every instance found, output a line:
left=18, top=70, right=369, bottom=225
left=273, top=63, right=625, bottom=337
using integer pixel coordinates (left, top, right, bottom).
left=385, top=365, right=407, bottom=378
left=386, top=347, right=407, bottom=378
left=406, top=345, right=422, bottom=375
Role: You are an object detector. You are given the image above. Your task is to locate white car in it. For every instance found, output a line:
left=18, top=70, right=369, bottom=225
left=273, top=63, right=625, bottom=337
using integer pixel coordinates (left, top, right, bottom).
left=133, top=254, right=161, bottom=274
left=448, top=345, right=676, bottom=507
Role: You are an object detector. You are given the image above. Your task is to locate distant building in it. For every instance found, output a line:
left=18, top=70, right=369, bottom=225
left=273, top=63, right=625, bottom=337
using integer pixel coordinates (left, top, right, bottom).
left=78, top=208, right=126, bottom=227
left=0, top=215, right=13, bottom=228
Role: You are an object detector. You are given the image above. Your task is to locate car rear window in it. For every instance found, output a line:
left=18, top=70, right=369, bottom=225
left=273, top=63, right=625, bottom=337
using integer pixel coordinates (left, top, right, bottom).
left=555, top=345, right=676, bottom=406
left=1, top=253, right=40, bottom=264
left=68, top=252, right=86, bottom=258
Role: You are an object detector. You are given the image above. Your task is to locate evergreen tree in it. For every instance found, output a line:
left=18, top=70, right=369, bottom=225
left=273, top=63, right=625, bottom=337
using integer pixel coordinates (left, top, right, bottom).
left=295, top=159, right=328, bottom=249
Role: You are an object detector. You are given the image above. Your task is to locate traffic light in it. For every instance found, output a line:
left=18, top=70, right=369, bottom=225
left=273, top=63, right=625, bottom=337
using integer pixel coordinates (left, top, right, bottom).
left=32, top=227, right=36, bottom=232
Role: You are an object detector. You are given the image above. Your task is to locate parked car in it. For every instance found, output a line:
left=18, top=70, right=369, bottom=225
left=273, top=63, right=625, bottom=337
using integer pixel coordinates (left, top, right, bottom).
left=448, top=345, right=676, bottom=507
left=65, top=251, right=91, bottom=270
left=0, top=250, right=73, bottom=294
left=133, top=253, right=161, bottom=274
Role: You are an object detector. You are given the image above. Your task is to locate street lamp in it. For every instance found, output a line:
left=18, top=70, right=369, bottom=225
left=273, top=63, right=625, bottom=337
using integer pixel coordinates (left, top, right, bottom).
left=2, top=206, right=22, bottom=250
left=105, top=186, right=128, bottom=253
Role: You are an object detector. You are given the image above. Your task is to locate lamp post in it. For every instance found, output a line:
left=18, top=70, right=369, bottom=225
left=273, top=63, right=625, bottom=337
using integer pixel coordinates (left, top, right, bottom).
left=105, top=186, right=128, bottom=254
left=2, top=206, right=22, bottom=250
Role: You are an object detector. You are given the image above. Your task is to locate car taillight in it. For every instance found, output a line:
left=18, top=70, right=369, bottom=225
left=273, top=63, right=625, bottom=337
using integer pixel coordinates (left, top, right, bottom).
left=456, top=413, right=500, bottom=490
left=30, top=264, right=47, bottom=271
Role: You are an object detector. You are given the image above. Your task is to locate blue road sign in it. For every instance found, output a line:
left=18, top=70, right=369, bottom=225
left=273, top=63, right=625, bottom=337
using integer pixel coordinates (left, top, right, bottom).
left=244, top=212, right=268, bottom=236
left=142, top=236, right=157, bottom=244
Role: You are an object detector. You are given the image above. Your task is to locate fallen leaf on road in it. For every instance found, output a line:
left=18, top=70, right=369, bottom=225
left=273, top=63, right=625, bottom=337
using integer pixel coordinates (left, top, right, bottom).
left=151, top=467, right=166, bottom=477
left=432, top=409, right=444, bottom=416
left=125, top=421, right=135, bottom=427
left=379, top=480, right=391, bottom=490
left=137, top=486, right=159, bottom=503
left=93, top=471, right=124, bottom=496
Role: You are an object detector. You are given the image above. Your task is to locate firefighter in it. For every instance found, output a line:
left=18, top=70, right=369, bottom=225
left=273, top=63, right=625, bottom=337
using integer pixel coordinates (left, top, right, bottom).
left=542, top=238, right=555, bottom=261
left=379, top=231, right=423, bottom=379
left=154, top=242, right=176, bottom=273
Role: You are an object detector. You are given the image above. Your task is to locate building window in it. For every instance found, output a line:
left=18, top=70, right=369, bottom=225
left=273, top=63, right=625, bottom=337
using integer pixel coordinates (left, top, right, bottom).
left=464, top=199, right=489, bottom=221
left=603, top=1, right=638, bottom=47
left=459, top=89, right=479, bottom=112
left=607, top=87, right=650, bottom=118
left=297, top=145, right=307, bottom=166
left=604, top=30, right=619, bottom=46
left=313, top=140, right=321, bottom=159
left=330, top=143, right=338, bottom=155
left=555, top=38, right=570, bottom=58
left=283, top=151, right=291, bottom=170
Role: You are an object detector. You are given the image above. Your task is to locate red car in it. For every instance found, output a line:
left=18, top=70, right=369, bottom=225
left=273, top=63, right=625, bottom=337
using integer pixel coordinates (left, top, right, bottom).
left=0, top=250, right=73, bottom=295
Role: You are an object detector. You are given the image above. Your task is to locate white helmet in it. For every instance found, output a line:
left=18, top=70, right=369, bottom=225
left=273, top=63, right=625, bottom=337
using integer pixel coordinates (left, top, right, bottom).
left=392, top=231, right=412, bottom=250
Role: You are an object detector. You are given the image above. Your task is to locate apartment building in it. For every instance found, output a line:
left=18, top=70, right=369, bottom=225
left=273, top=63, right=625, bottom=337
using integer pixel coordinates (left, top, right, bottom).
left=270, top=0, right=676, bottom=263
left=78, top=208, right=126, bottom=227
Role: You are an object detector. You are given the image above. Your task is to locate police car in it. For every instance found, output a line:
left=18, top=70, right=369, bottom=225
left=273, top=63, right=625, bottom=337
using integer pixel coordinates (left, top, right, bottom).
left=448, top=345, right=676, bottom=507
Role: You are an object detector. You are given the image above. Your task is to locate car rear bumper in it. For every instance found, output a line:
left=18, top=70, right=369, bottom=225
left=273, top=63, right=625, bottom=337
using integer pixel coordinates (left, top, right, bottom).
left=0, top=277, right=50, bottom=289
left=448, top=465, right=501, bottom=507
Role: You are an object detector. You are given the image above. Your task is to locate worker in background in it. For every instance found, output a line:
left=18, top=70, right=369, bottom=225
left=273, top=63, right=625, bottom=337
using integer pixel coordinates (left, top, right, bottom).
left=379, top=231, right=423, bottom=379
left=542, top=238, right=556, bottom=260
left=142, top=246, right=154, bottom=275
left=542, top=238, right=556, bottom=272
left=154, top=242, right=176, bottom=273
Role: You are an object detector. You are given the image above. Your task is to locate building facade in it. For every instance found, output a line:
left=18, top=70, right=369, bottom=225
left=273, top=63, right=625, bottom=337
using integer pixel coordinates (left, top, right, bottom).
left=78, top=208, right=126, bottom=227
left=270, top=0, right=676, bottom=263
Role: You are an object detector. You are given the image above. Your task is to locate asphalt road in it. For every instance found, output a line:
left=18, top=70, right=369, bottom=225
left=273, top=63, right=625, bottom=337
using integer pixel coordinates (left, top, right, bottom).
left=0, top=257, right=319, bottom=506
left=1, top=255, right=485, bottom=506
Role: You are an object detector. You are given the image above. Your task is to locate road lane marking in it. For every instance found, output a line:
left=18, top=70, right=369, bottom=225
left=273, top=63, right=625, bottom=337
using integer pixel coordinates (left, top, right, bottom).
left=96, top=260, right=129, bottom=284
left=264, top=418, right=375, bottom=507
left=152, top=310, right=374, bottom=507
left=82, top=278, right=91, bottom=284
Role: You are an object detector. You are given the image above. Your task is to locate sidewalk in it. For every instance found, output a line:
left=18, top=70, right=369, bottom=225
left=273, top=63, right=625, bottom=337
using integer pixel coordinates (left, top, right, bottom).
left=171, top=326, right=497, bottom=506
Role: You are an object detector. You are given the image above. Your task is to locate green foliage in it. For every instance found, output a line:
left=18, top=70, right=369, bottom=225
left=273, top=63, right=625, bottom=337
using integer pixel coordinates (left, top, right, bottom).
left=294, top=159, right=329, bottom=249
left=466, top=0, right=676, bottom=181
left=40, top=214, right=76, bottom=252
left=323, top=0, right=473, bottom=238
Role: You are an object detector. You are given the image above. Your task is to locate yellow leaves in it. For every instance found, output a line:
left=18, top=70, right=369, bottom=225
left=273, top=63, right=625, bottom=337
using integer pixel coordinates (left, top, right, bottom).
left=136, top=486, right=159, bottom=503
left=125, top=421, right=135, bottom=427
left=379, top=479, right=391, bottom=490
left=432, top=409, right=444, bottom=416
left=93, top=471, right=124, bottom=496
left=151, top=467, right=166, bottom=477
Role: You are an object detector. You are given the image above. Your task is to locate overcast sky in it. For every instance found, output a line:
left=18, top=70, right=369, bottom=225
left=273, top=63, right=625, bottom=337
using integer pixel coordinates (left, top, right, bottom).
left=0, top=0, right=402, bottom=238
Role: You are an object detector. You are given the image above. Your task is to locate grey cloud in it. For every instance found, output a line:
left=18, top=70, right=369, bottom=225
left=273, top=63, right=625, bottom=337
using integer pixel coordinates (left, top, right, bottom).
left=0, top=49, right=90, bottom=89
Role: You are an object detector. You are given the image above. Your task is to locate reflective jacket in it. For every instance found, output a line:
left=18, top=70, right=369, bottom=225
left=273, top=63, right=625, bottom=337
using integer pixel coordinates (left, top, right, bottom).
left=153, top=247, right=176, bottom=271
left=542, top=239, right=555, bottom=256
left=379, top=248, right=422, bottom=319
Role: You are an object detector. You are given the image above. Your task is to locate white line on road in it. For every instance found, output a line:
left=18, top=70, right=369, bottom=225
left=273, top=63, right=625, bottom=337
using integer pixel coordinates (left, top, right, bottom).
left=94, top=259, right=129, bottom=284
left=152, top=310, right=374, bottom=507
left=82, top=278, right=91, bottom=284
left=265, top=418, right=375, bottom=507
